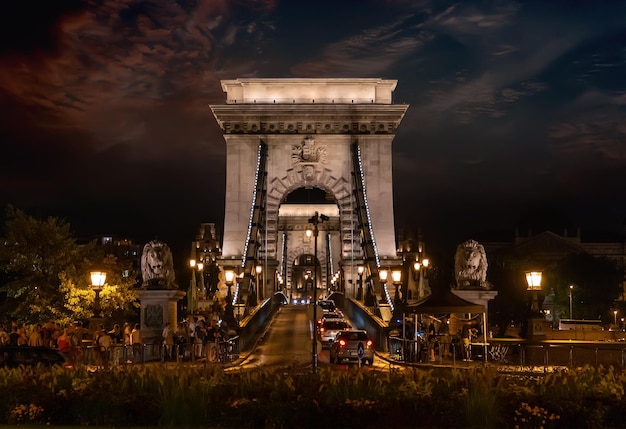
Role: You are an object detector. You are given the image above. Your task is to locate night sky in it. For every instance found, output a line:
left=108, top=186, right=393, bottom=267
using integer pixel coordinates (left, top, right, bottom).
left=1, top=0, right=626, bottom=267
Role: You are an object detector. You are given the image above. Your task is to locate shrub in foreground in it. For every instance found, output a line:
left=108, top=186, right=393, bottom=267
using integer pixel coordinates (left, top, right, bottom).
left=0, top=364, right=625, bottom=427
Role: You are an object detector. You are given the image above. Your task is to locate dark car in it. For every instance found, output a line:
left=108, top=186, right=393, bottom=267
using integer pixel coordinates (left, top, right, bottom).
left=329, top=330, right=374, bottom=365
left=0, top=347, right=71, bottom=368
left=317, top=300, right=337, bottom=314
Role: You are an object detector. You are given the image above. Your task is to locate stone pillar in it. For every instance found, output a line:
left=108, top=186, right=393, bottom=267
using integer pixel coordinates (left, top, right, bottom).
left=137, top=289, right=186, bottom=361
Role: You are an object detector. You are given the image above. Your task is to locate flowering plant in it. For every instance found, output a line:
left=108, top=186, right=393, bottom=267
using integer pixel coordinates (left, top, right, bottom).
left=9, top=403, right=45, bottom=425
left=513, top=402, right=560, bottom=429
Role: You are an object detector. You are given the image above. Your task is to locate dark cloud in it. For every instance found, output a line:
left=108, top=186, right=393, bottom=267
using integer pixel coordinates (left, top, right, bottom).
left=1, top=0, right=626, bottom=263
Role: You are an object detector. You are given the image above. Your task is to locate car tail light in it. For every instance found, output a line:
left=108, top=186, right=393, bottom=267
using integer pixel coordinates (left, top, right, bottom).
left=320, top=327, right=325, bottom=333
left=338, top=339, right=347, bottom=347
left=366, top=340, right=373, bottom=348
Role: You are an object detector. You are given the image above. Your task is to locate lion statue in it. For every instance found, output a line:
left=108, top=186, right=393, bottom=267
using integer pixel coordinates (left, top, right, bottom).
left=453, top=239, right=490, bottom=290
left=141, top=240, right=176, bottom=289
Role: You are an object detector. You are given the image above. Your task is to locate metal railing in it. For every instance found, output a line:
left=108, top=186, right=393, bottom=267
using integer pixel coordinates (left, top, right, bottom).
left=66, top=336, right=241, bottom=367
left=387, top=337, right=626, bottom=370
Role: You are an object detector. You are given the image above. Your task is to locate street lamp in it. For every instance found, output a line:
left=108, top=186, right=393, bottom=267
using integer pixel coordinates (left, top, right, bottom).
left=188, top=259, right=197, bottom=312
left=255, top=265, right=263, bottom=303
left=525, top=271, right=545, bottom=339
left=223, top=269, right=236, bottom=326
left=90, top=270, right=107, bottom=318
left=379, top=269, right=388, bottom=289
left=307, top=211, right=328, bottom=374
left=197, top=262, right=205, bottom=300
left=356, top=265, right=365, bottom=300
left=525, top=271, right=542, bottom=313
left=391, top=269, right=402, bottom=306
left=614, top=310, right=618, bottom=327
left=569, top=284, right=574, bottom=319
left=412, top=258, right=430, bottom=299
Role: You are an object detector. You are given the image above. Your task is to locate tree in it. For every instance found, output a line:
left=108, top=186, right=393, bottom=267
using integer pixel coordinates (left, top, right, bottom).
left=547, top=253, right=623, bottom=323
left=0, top=206, right=138, bottom=324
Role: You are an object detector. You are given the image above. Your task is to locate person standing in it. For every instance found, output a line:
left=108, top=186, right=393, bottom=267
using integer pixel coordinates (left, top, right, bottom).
left=108, top=324, right=123, bottom=366
left=56, top=328, right=71, bottom=355
left=438, top=317, right=452, bottom=358
left=28, top=324, right=43, bottom=347
left=205, top=320, right=219, bottom=362
left=188, top=316, right=197, bottom=356
left=0, top=324, right=9, bottom=346
left=131, top=323, right=142, bottom=363
left=461, top=324, right=471, bottom=361
left=162, top=323, right=175, bottom=360
left=123, top=322, right=133, bottom=363
left=194, top=320, right=206, bottom=360
left=9, top=326, right=19, bottom=346
left=427, top=319, right=437, bottom=362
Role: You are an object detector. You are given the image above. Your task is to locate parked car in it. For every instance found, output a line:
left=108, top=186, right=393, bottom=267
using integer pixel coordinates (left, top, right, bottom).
left=318, top=320, right=351, bottom=347
left=0, top=346, right=71, bottom=368
left=329, top=329, right=374, bottom=365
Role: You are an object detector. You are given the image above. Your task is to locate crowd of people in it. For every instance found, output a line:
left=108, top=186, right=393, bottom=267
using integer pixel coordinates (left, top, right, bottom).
left=168, top=316, right=233, bottom=362
left=391, top=316, right=481, bottom=362
left=0, top=312, right=237, bottom=366
left=0, top=320, right=144, bottom=366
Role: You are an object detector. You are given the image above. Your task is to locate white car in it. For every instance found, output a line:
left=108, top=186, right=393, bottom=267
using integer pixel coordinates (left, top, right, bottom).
left=318, top=320, right=351, bottom=347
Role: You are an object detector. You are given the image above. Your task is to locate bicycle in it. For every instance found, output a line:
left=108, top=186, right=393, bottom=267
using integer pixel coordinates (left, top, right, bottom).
left=208, top=337, right=237, bottom=363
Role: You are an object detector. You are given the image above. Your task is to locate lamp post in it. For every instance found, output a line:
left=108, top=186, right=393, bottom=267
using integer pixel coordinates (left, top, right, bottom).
left=391, top=269, right=403, bottom=322
left=307, top=211, right=328, bottom=374
left=614, top=310, right=618, bottom=327
left=379, top=269, right=388, bottom=290
left=525, top=271, right=542, bottom=313
left=569, top=284, right=574, bottom=319
left=197, top=262, right=205, bottom=300
left=90, top=271, right=107, bottom=318
left=525, top=271, right=545, bottom=338
left=188, top=259, right=197, bottom=312
left=412, top=258, right=430, bottom=299
left=391, top=269, right=402, bottom=306
left=255, top=265, right=262, bottom=303
left=356, top=265, right=364, bottom=300
left=223, top=269, right=236, bottom=326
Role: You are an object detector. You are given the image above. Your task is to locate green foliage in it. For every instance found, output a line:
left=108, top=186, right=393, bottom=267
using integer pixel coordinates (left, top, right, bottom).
left=0, top=206, right=138, bottom=324
left=548, top=253, right=623, bottom=321
left=0, top=206, right=83, bottom=322
left=2, top=364, right=626, bottom=427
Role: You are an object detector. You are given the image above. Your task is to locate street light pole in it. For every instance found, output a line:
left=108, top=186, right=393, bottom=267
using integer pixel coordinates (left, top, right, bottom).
left=90, top=271, right=107, bottom=318
left=308, top=211, right=328, bottom=374
left=255, top=265, right=262, bottom=304
left=197, top=262, right=205, bottom=300
left=356, top=265, right=364, bottom=300
left=569, top=285, right=574, bottom=319
left=223, top=269, right=237, bottom=327
left=189, top=259, right=197, bottom=312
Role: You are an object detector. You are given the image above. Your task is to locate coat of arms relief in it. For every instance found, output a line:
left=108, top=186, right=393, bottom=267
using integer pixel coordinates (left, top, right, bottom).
left=290, top=137, right=327, bottom=185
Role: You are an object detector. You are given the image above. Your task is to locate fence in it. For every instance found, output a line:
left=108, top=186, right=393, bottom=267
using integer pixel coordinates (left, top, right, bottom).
left=67, top=336, right=240, bottom=367
left=388, top=336, right=626, bottom=370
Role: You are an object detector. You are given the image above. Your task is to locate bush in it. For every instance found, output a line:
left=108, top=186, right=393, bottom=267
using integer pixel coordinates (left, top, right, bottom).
left=0, top=364, right=625, bottom=427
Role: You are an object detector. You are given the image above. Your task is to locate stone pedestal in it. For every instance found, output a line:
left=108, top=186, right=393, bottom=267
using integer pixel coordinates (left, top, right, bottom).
left=527, top=317, right=549, bottom=340
left=452, top=289, right=498, bottom=310
left=136, top=289, right=186, bottom=361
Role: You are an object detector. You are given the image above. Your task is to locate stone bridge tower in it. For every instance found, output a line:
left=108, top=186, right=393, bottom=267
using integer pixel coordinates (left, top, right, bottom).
left=210, top=78, right=407, bottom=309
